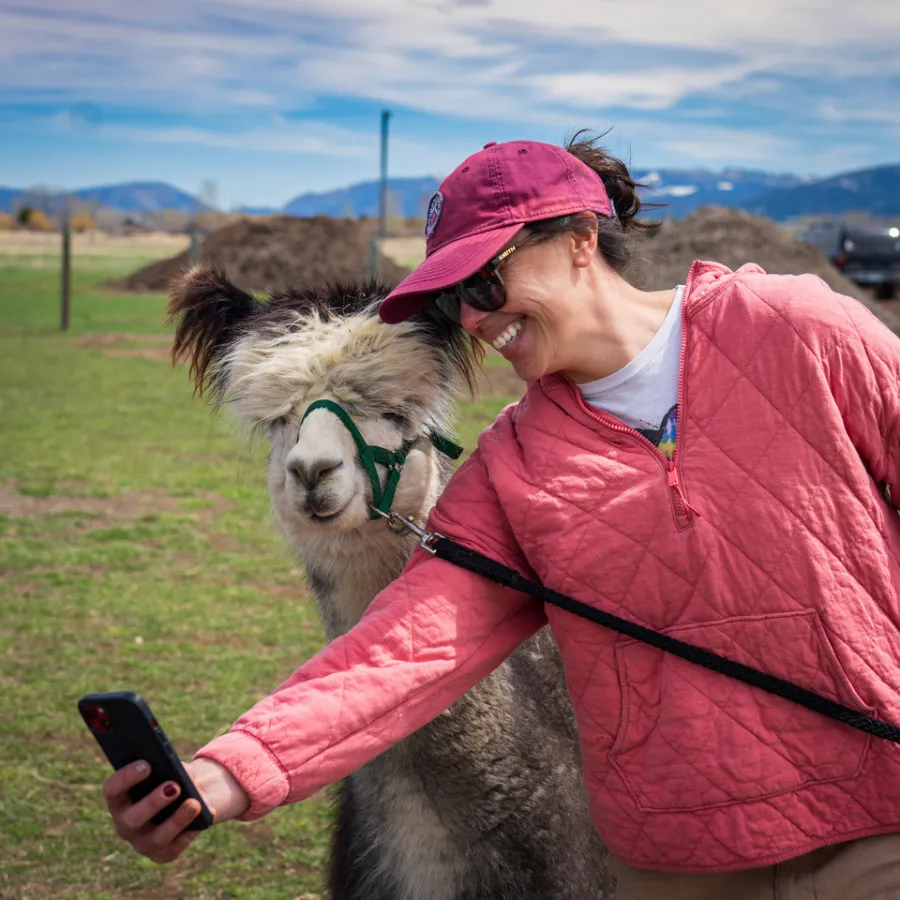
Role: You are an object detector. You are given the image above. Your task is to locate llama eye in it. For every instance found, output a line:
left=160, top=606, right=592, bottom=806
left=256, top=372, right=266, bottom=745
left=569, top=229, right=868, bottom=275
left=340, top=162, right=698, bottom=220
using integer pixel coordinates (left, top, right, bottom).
left=384, top=412, right=409, bottom=431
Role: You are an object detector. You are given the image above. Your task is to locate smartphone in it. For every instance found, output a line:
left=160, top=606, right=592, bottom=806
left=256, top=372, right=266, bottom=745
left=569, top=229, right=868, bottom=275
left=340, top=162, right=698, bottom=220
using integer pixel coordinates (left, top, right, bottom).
left=77, top=691, right=213, bottom=831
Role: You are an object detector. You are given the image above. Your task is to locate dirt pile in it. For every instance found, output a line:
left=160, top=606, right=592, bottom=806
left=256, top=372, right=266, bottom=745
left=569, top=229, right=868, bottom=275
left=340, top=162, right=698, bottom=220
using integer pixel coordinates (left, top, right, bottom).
left=634, top=206, right=900, bottom=332
left=113, top=216, right=411, bottom=294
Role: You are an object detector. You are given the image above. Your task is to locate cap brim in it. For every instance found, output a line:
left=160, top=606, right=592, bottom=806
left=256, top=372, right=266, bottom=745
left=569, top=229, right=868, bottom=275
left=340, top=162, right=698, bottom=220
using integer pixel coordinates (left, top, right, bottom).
left=378, top=223, right=523, bottom=324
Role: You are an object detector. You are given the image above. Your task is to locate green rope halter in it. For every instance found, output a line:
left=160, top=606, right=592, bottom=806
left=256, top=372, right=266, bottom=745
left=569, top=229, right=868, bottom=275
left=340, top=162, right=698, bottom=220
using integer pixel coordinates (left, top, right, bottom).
left=299, top=399, right=463, bottom=519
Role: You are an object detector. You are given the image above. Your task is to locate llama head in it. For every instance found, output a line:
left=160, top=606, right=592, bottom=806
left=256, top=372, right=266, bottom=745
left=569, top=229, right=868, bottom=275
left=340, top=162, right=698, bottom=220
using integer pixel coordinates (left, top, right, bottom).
left=168, top=266, right=479, bottom=539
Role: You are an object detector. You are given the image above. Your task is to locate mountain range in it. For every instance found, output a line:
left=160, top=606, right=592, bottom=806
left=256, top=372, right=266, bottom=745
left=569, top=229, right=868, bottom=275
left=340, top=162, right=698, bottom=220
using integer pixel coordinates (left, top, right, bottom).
left=0, top=181, right=211, bottom=217
left=745, top=164, right=900, bottom=220
left=2, top=164, right=898, bottom=223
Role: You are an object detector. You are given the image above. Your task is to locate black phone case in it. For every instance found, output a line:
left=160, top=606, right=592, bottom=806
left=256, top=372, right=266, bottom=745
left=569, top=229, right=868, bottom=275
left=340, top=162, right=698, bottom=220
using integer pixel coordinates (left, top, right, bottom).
left=77, top=691, right=213, bottom=831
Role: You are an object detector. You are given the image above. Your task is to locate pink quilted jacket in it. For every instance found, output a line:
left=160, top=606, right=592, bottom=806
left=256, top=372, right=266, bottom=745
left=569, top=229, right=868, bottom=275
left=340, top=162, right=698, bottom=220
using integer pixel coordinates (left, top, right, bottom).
left=197, top=261, right=900, bottom=872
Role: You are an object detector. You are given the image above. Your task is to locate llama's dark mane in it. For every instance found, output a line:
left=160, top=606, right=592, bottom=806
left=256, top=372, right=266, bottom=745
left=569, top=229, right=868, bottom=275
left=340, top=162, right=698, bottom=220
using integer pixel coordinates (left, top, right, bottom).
left=168, top=267, right=483, bottom=403
left=260, top=278, right=392, bottom=322
left=255, top=280, right=482, bottom=394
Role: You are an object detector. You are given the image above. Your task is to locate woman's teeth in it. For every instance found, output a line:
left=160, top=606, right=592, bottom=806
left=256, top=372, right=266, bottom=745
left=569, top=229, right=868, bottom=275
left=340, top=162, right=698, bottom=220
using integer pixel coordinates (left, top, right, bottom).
left=492, top=318, right=524, bottom=351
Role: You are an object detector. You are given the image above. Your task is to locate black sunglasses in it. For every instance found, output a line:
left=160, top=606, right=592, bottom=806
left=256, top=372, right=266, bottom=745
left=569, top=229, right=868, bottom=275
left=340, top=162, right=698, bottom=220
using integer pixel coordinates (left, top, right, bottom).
left=433, top=240, right=525, bottom=323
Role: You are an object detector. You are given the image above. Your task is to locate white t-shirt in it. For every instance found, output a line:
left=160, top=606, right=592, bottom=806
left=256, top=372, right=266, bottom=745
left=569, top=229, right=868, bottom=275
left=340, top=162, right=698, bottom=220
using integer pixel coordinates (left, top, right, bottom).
left=578, top=286, right=684, bottom=458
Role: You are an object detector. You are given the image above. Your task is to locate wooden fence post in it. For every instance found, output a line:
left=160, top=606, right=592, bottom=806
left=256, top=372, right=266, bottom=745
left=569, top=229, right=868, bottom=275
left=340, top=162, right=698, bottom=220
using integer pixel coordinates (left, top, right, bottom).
left=60, top=218, right=71, bottom=332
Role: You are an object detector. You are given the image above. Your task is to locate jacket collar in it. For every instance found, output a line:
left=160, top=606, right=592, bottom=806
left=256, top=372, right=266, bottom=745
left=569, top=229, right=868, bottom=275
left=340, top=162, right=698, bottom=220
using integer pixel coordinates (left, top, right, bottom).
left=682, top=259, right=766, bottom=317
left=532, top=259, right=763, bottom=428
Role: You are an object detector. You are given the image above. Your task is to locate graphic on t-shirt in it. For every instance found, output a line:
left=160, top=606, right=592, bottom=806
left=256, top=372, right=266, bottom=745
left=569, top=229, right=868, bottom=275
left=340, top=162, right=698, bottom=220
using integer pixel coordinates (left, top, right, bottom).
left=636, top=404, right=678, bottom=460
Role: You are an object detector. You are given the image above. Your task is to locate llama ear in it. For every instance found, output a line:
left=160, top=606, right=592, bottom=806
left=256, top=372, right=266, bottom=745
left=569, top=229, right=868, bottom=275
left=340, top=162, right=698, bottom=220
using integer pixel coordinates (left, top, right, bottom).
left=167, top=265, right=260, bottom=400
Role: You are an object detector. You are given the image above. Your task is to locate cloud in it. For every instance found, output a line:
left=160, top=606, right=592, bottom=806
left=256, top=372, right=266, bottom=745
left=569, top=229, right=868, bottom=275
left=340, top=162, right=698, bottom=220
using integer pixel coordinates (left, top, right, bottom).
left=656, top=128, right=797, bottom=165
left=6, top=0, right=898, bottom=118
left=228, top=90, right=280, bottom=108
left=37, top=111, right=376, bottom=157
left=529, top=64, right=759, bottom=112
left=3, top=0, right=900, bottom=178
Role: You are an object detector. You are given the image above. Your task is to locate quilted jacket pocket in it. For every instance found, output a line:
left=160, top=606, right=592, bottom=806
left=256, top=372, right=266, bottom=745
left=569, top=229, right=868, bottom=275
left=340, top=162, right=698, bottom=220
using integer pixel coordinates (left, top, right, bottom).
left=609, top=610, right=873, bottom=813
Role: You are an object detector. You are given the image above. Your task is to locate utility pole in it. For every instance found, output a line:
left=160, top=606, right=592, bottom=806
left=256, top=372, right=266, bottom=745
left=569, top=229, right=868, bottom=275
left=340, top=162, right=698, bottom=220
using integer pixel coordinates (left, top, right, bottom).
left=379, top=109, right=391, bottom=245
left=370, top=109, right=391, bottom=280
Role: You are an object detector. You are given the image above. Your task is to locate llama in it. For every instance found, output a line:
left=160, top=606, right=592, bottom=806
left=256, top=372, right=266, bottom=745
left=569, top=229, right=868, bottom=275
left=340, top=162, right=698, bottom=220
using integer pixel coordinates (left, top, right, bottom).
left=168, top=266, right=616, bottom=900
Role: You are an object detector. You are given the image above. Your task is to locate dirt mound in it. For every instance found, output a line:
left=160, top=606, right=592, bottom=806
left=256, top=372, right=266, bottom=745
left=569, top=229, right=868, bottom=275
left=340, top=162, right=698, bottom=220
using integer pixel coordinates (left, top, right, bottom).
left=113, top=216, right=411, bottom=294
left=634, top=206, right=900, bottom=332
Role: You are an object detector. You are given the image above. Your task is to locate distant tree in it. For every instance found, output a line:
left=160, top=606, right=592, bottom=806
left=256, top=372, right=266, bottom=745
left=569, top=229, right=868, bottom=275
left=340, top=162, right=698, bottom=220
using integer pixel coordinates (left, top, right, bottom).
left=69, top=212, right=96, bottom=232
left=26, top=209, right=54, bottom=232
left=0, top=212, right=16, bottom=231
left=16, top=205, right=33, bottom=226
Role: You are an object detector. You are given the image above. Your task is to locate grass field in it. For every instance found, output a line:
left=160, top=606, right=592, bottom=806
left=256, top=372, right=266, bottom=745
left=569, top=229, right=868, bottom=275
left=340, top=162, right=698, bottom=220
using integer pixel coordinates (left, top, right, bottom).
left=0, top=242, right=521, bottom=899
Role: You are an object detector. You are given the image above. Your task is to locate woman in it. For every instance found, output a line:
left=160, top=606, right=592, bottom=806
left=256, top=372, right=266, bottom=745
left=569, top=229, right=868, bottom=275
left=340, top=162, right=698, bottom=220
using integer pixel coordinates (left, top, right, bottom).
left=103, top=134, right=900, bottom=899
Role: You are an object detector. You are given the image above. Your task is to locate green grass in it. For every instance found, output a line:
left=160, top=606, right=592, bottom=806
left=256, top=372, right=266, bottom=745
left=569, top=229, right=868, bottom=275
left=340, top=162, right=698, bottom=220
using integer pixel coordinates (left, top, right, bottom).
left=0, top=252, right=515, bottom=898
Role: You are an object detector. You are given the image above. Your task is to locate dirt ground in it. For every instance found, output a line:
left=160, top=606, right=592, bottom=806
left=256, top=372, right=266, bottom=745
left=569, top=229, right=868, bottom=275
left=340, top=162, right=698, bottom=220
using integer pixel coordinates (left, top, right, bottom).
left=0, top=480, right=230, bottom=525
left=112, top=216, right=410, bottom=294
left=72, top=332, right=173, bottom=362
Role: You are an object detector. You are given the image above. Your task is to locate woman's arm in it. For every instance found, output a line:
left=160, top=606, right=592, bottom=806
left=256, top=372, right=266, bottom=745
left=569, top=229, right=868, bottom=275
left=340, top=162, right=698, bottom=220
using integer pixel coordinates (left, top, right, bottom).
left=102, top=441, right=545, bottom=860
left=197, top=546, right=546, bottom=819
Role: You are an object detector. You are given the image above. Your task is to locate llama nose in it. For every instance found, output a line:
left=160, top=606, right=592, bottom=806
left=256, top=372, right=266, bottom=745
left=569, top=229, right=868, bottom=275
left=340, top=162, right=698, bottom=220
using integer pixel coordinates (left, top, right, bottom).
left=288, top=457, right=343, bottom=489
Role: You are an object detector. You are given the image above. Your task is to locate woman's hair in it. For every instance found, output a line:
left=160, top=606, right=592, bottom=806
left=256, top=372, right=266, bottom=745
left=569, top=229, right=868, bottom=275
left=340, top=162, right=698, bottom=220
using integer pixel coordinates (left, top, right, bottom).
left=526, top=130, right=661, bottom=274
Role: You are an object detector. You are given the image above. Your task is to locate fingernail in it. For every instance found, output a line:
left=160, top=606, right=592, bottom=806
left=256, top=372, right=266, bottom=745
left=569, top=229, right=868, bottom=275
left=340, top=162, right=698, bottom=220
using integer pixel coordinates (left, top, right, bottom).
left=163, top=783, right=179, bottom=798
left=135, top=761, right=149, bottom=774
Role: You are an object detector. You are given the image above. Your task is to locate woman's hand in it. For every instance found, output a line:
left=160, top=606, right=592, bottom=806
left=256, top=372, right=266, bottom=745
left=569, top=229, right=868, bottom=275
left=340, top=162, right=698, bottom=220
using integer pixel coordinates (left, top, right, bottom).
left=103, top=757, right=251, bottom=864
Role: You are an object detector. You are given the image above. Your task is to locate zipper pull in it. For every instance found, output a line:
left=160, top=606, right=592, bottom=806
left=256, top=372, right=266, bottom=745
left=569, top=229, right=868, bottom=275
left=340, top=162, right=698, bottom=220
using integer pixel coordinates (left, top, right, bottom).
left=667, top=467, right=701, bottom=521
left=666, top=468, right=680, bottom=488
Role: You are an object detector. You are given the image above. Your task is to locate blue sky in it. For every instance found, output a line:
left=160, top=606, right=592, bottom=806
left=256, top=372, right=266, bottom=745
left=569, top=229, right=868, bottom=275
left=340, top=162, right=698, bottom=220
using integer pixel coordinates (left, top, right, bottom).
left=2, top=0, right=899, bottom=208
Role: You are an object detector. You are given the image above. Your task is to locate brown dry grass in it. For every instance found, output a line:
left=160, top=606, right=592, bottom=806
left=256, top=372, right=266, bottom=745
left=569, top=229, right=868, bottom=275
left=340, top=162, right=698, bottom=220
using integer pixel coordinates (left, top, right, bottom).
left=0, top=230, right=189, bottom=257
left=380, top=236, right=426, bottom=269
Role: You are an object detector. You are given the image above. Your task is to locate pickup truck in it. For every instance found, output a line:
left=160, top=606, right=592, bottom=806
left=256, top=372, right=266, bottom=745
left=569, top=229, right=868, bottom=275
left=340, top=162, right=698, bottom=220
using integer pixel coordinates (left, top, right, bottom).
left=798, top=221, right=900, bottom=299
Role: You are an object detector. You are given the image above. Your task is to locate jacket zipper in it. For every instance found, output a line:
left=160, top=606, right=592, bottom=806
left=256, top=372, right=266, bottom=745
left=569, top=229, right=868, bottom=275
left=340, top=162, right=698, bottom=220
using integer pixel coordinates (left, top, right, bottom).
left=566, top=296, right=695, bottom=530
left=666, top=467, right=693, bottom=529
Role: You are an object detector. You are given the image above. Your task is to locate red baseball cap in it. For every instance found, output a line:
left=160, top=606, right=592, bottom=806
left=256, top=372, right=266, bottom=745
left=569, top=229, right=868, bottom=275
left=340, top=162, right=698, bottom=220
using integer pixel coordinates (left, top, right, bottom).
left=378, top=140, right=615, bottom=324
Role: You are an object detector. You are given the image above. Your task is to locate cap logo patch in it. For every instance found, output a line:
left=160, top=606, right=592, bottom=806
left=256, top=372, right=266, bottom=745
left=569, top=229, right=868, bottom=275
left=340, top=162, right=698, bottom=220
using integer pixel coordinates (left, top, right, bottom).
left=425, top=191, right=443, bottom=238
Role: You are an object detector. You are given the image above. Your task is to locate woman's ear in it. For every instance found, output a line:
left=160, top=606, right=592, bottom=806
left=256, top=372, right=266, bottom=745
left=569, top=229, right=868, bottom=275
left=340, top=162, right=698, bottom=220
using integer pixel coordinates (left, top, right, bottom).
left=571, top=226, right=598, bottom=269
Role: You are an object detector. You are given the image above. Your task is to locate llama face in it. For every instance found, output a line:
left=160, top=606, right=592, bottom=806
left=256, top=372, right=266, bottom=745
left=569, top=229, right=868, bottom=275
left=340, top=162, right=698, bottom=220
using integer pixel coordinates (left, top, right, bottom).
left=168, top=268, right=473, bottom=537
left=217, top=312, right=451, bottom=536
left=267, top=396, right=438, bottom=535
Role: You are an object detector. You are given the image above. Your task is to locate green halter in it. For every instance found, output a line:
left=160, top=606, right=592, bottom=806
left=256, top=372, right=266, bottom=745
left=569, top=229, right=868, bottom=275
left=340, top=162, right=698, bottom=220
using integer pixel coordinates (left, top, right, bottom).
left=299, top=399, right=463, bottom=519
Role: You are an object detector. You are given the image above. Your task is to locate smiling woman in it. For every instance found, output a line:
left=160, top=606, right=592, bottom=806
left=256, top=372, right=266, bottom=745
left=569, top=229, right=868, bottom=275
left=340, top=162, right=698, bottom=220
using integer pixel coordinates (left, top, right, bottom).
left=98, top=133, right=900, bottom=900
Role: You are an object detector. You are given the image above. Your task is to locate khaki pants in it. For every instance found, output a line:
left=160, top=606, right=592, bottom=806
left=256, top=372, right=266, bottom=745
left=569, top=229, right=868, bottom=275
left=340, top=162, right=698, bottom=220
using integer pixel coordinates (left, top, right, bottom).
left=610, top=832, right=900, bottom=900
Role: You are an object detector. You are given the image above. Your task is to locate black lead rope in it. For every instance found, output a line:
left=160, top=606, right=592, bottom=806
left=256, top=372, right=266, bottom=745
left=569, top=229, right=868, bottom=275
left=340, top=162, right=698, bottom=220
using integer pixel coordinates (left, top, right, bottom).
left=369, top=507, right=900, bottom=746
left=432, top=537, right=900, bottom=744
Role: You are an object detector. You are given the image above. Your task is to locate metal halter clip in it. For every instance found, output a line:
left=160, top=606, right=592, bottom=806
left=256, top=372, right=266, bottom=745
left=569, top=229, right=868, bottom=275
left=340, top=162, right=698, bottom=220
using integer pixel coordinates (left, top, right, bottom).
left=370, top=508, right=443, bottom=554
